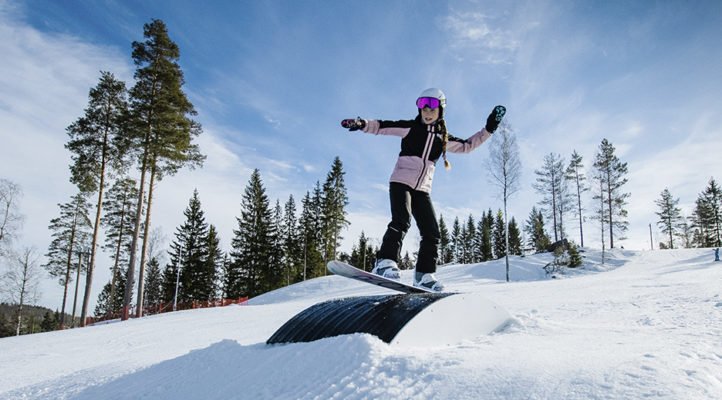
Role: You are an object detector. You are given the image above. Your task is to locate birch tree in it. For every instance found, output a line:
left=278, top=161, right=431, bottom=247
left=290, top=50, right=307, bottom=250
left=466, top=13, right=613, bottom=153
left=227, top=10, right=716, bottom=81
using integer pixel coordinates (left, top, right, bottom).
left=0, top=179, right=24, bottom=256
left=1, top=247, right=42, bottom=335
left=486, top=125, right=521, bottom=281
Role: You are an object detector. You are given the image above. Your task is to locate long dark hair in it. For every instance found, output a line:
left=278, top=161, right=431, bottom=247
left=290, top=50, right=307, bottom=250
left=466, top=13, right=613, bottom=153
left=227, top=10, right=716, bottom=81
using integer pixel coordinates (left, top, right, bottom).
left=437, top=118, right=450, bottom=169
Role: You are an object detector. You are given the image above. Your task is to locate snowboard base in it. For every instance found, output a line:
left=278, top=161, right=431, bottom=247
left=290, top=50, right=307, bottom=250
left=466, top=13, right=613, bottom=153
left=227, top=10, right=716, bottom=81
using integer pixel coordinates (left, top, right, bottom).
left=327, top=260, right=433, bottom=293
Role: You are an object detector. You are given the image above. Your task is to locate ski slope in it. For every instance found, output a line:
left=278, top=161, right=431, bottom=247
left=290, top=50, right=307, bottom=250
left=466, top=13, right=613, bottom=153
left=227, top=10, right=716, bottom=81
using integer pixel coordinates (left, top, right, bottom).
left=1, top=248, right=721, bottom=399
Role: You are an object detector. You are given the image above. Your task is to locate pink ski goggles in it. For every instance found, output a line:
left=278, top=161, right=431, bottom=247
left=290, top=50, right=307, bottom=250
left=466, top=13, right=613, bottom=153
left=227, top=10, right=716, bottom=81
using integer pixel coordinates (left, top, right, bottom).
left=416, top=97, right=441, bottom=109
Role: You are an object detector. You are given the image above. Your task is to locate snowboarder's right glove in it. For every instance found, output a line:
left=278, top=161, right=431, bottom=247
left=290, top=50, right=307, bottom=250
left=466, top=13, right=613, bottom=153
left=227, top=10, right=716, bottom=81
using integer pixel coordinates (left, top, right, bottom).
left=341, top=117, right=366, bottom=131
left=485, top=105, right=506, bottom=133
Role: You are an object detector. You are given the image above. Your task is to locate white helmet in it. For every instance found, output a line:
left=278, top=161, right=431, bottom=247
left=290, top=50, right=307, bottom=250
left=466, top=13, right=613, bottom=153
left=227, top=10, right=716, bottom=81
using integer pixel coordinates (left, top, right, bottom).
left=417, top=88, right=446, bottom=108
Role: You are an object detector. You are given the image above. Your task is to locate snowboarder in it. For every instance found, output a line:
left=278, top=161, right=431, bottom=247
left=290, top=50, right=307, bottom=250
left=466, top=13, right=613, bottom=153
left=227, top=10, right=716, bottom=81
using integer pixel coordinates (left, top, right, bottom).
left=341, top=88, right=506, bottom=291
left=715, top=248, right=719, bottom=262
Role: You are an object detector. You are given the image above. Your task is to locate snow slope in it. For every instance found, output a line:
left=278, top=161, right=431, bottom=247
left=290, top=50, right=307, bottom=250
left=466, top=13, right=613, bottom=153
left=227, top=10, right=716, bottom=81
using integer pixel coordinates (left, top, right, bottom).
left=1, top=249, right=721, bottom=399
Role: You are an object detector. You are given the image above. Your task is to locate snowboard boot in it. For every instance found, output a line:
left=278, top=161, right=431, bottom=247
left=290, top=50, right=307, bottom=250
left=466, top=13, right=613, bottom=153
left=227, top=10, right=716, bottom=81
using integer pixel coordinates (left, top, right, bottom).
left=413, top=271, right=445, bottom=292
left=372, top=259, right=401, bottom=280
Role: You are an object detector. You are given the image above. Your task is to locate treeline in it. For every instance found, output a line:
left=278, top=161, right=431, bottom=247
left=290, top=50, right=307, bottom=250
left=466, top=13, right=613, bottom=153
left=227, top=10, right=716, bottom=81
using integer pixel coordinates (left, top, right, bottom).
left=94, top=158, right=349, bottom=316
left=655, top=178, right=722, bottom=249
left=0, top=303, right=72, bottom=337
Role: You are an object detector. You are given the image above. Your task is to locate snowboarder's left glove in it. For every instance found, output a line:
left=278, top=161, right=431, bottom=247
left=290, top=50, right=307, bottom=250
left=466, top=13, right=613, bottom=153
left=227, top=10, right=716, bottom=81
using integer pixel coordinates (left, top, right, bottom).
left=485, top=105, right=506, bottom=133
left=341, top=117, right=366, bottom=131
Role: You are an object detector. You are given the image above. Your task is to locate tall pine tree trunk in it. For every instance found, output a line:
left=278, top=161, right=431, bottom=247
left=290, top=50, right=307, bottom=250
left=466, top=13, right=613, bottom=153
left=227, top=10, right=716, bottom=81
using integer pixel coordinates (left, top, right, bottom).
left=606, top=169, right=614, bottom=248
left=80, top=136, right=107, bottom=326
left=123, top=147, right=149, bottom=320
left=59, top=215, right=78, bottom=329
left=136, top=161, right=157, bottom=317
left=108, top=200, right=127, bottom=313
left=577, top=183, right=584, bottom=247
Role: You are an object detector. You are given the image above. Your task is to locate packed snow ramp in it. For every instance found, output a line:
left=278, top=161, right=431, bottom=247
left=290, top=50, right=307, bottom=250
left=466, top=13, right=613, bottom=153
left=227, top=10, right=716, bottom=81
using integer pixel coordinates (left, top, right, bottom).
left=266, top=292, right=511, bottom=347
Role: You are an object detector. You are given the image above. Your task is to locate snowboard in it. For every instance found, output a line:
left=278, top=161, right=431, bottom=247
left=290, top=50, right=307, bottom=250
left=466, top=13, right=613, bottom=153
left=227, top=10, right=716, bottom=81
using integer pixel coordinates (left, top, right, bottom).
left=327, top=260, right=434, bottom=294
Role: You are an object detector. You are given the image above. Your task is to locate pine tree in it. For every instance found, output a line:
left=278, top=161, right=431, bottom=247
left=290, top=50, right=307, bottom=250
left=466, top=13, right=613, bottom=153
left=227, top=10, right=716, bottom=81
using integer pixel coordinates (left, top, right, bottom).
left=170, top=189, right=210, bottom=302
left=534, top=153, right=567, bottom=242
left=229, top=170, right=273, bottom=298
left=451, top=218, right=462, bottom=263
left=593, top=139, right=630, bottom=248
left=567, top=244, right=583, bottom=268
left=350, top=231, right=374, bottom=272
left=471, top=217, right=482, bottom=263
left=493, top=210, right=507, bottom=259
left=100, top=177, right=139, bottom=312
left=40, top=311, right=58, bottom=332
left=480, top=210, right=494, bottom=261
left=566, top=150, right=588, bottom=247
left=143, top=257, right=162, bottom=306
left=524, top=207, right=550, bottom=253
left=161, top=255, right=179, bottom=304
left=320, top=157, right=349, bottom=264
left=508, top=217, right=522, bottom=256
left=677, top=216, right=694, bottom=248
left=299, top=187, right=324, bottom=279
left=591, top=168, right=608, bottom=262
left=655, top=188, right=683, bottom=249
left=124, top=19, right=205, bottom=319
left=65, top=71, right=130, bottom=326
left=463, top=215, right=476, bottom=263
left=400, top=252, right=414, bottom=270
left=95, top=266, right=127, bottom=316
left=438, top=215, right=452, bottom=264
left=696, top=178, right=722, bottom=247
left=44, top=193, right=92, bottom=329
left=282, top=195, right=302, bottom=284
left=266, top=201, right=285, bottom=292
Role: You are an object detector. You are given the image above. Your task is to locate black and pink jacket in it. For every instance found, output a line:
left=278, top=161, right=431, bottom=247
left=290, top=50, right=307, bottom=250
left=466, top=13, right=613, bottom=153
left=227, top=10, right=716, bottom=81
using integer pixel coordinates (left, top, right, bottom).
left=362, top=116, right=492, bottom=193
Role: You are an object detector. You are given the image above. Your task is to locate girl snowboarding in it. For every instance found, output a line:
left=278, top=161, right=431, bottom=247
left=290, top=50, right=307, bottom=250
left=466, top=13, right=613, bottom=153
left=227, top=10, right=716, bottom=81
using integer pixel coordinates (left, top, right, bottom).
left=342, top=88, right=506, bottom=291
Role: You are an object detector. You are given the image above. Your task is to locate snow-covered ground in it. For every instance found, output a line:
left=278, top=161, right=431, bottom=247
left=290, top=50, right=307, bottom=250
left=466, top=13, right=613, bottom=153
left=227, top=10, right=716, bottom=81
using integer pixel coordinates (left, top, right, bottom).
left=1, top=248, right=721, bottom=399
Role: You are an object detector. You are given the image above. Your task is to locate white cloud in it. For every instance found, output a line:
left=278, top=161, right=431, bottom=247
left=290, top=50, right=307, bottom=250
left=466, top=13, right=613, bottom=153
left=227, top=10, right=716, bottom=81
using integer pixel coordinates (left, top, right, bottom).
left=440, top=10, right=520, bottom=64
left=0, top=7, right=133, bottom=309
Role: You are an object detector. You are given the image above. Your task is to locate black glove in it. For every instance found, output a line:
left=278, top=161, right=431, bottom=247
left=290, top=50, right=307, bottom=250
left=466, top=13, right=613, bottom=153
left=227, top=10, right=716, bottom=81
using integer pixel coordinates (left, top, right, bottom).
left=485, top=105, right=506, bottom=133
left=341, top=117, right=366, bottom=131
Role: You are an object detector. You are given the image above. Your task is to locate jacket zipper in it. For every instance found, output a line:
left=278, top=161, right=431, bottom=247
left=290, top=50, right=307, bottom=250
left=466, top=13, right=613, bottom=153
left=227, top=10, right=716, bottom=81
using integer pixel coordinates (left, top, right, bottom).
left=414, top=124, right=435, bottom=190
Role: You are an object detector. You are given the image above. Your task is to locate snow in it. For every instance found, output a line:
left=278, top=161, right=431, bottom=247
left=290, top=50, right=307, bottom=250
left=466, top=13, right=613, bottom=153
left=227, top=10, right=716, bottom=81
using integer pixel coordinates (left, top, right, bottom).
left=1, top=248, right=721, bottom=399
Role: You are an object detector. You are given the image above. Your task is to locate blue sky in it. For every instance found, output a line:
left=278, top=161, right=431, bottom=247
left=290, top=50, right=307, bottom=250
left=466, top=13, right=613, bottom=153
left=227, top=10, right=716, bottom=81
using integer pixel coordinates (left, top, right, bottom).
left=2, top=0, right=722, bottom=308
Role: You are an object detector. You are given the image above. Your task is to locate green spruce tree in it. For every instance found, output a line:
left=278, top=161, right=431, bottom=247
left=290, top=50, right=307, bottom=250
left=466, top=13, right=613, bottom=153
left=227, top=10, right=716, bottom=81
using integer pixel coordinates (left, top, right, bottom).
left=524, top=207, right=551, bottom=253
left=170, top=189, right=210, bottom=302
left=229, top=170, right=273, bottom=298
left=508, top=217, right=523, bottom=256
left=438, top=215, right=452, bottom=264
left=493, top=210, right=506, bottom=259
left=321, top=157, right=349, bottom=263
left=143, top=257, right=163, bottom=306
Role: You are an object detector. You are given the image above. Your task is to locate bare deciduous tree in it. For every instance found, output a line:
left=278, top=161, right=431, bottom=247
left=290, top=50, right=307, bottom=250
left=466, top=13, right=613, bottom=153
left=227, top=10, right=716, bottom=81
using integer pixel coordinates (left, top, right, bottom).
left=486, top=124, right=521, bottom=282
left=0, top=179, right=24, bottom=256
left=1, top=247, right=42, bottom=335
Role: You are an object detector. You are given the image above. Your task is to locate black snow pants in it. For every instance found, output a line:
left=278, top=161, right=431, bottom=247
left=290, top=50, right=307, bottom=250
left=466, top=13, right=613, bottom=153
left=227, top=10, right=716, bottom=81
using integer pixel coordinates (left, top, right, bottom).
left=376, top=182, right=440, bottom=273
